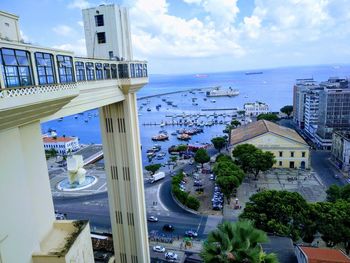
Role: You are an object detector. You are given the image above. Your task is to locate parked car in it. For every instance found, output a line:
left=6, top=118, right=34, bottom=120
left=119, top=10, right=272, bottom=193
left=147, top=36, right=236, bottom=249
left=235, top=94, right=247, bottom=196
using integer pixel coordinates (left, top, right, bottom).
left=148, top=216, right=159, bottom=222
left=185, top=230, right=198, bottom=237
left=165, top=252, right=178, bottom=260
left=153, top=245, right=166, bottom=253
left=209, top=174, right=215, bottom=180
left=194, top=180, right=203, bottom=187
left=163, top=224, right=175, bottom=232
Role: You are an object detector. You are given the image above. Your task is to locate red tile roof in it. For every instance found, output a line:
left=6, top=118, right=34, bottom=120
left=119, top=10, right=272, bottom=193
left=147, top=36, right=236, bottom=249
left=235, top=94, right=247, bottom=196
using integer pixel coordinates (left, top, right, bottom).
left=300, top=247, right=350, bottom=263
left=43, top=137, right=75, bottom=143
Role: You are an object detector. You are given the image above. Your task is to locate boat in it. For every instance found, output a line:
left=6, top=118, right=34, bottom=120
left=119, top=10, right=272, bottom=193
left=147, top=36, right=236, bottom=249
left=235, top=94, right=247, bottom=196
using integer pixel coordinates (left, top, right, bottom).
left=84, top=119, right=88, bottom=123
left=74, top=115, right=78, bottom=119
left=177, top=133, right=191, bottom=141
left=195, top=74, right=208, bottom=78
left=58, top=117, right=63, bottom=121
left=211, top=99, right=216, bottom=103
left=159, top=129, right=167, bottom=134
left=206, top=86, right=239, bottom=97
left=245, top=71, right=263, bottom=75
left=152, top=134, right=169, bottom=141
left=156, top=152, right=166, bottom=160
left=147, top=108, right=151, bottom=112
left=152, top=145, right=161, bottom=151
left=203, top=98, right=207, bottom=101
left=192, top=103, right=198, bottom=106
left=171, top=132, right=177, bottom=136
left=244, top=95, right=248, bottom=98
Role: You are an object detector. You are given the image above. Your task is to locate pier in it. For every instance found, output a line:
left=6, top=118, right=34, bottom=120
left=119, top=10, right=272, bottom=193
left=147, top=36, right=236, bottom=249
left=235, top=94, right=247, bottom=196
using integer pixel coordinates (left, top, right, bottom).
left=137, top=86, right=220, bottom=100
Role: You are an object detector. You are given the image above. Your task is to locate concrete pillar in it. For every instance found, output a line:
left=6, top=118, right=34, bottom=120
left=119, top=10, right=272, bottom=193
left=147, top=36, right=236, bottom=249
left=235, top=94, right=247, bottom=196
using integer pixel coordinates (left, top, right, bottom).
left=99, top=92, right=149, bottom=263
left=0, top=121, right=54, bottom=263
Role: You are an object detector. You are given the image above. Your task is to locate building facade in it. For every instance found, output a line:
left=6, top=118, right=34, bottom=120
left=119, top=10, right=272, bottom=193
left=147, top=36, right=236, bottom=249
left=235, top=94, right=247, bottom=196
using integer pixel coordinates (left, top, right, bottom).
left=230, top=120, right=310, bottom=169
left=304, top=88, right=322, bottom=137
left=43, top=136, right=80, bottom=155
left=331, top=131, right=350, bottom=173
left=82, top=4, right=133, bottom=60
left=244, top=101, right=269, bottom=116
left=315, top=80, right=350, bottom=149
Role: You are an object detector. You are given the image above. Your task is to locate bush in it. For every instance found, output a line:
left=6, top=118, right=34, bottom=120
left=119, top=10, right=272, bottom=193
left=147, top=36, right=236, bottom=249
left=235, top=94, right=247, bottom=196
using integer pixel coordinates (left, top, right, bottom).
left=186, top=196, right=200, bottom=210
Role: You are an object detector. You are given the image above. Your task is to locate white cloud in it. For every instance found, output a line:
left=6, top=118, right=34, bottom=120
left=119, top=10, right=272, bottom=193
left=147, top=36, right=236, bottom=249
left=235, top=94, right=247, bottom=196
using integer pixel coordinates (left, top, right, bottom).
left=52, top=39, right=86, bottom=56
left=77, top=21, right=84, bottom=27
left=183, top=0, right=202, bottom=4
left=129, top=0, right=244, bottom=60
left=52, top=25, right=75, bottom=36
left=67, top=0, right=90, bottom=9
left=20, top=30, right=30, bottom=43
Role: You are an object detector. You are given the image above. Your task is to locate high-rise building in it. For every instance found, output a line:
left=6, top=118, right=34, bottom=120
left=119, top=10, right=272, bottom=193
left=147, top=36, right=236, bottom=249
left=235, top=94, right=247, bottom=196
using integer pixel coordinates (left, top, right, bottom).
left=82, top=4, right=133, bottom=60
left=304, top=87, right=322, bottom=137
left=293, top=78, right=318, bottom=129
left=315, top=79, right=350, bottom=149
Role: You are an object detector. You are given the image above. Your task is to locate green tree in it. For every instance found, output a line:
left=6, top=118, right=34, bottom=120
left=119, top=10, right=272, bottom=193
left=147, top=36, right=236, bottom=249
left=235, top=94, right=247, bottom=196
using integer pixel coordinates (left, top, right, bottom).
left=240, top=190, right=312, bottom=241
left=257, top=113, right=279, bottom=122
left=177, top=144, right=188, bottom=152
left=326, top=184, right=342, bottom=202
left=211, top=137, right=227, bottom=152
left=194, top=148, right=210, bottom=167
left=280, top=105, right=293, bottom=117
left=145, top=163, right=162, bottom=175
left=237, top=110, right=246, bottom=116
left=216, top=176, right=240, bottom=204
left=170, top=156, right=178, bottom=163
left=231, top=119, right=241, bottom=128
left=201, top=221, right=279, bottom=263
left=232, top=144, right=275, bottom=179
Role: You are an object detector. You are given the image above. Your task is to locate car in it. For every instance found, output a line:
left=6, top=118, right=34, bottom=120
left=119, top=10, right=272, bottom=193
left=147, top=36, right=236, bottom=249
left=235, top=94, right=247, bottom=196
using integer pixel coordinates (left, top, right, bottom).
left=209, top=174, right=215, bottom=180
left=153, top=245, right=166, bottom=253
left=189, top=159, right=194, bottom=165
left=163, top=224, right=175, bottom=232
left=185, top=230, right=198, bottom=237
left=194, top=180, right=203, bottom=186
left=148, top=216, right=159, bottom=222
left=165, top=252, right=178, bottom=260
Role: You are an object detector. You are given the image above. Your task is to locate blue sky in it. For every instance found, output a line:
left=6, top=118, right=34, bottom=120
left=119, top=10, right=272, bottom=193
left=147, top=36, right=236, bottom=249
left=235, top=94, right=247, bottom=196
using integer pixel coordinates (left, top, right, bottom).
left=2, top=0, right=350, bottom=74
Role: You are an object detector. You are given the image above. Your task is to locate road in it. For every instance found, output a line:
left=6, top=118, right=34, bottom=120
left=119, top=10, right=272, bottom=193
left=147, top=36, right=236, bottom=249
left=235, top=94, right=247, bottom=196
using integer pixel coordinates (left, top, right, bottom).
left=53, top=149, right=220, bottom=239
left=311, top=150, right=347, bottom=187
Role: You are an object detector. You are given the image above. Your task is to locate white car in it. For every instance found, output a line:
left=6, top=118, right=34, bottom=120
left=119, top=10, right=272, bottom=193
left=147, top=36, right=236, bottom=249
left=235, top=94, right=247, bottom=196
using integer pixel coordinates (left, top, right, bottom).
left=153, top=245, right=165, bottom=253
left=148, top=216, right=159, bottom=222
left=165, top=252, right=178, bottom=260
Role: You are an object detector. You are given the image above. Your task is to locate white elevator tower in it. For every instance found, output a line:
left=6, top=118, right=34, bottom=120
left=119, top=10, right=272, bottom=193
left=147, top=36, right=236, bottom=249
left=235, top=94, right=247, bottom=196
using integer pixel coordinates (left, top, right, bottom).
left=82, top=4, right=133, bottom=60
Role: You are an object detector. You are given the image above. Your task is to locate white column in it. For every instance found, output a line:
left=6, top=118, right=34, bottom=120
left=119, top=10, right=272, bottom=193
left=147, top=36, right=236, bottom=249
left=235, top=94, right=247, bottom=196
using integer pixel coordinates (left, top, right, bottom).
left=0, top=121, right=54, bottom=263
left=99, top=93, right=149, bottom=263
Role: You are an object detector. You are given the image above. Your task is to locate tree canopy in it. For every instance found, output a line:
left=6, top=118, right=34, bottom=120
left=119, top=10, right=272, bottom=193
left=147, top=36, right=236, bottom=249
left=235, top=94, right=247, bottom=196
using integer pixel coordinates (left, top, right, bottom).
left=145, top=163, right=162, bottom=175
left=257, top=113, right=279, bottom=122
left=232, top=144, right=275, bottom=179
left=280, top=105, right=293, bottom=117
left=213, top=155, right=245, bottom=204
left=326, top=184, right=350, bottom=202
left=201, top=220, right=279, bottom=263
left=240, top=190, right=313, bottom=241
left=211, top=137, right=227, bottom=152
left=194, top=148, right=210, bottom=167
left=231, top=119, right=241, bottom=127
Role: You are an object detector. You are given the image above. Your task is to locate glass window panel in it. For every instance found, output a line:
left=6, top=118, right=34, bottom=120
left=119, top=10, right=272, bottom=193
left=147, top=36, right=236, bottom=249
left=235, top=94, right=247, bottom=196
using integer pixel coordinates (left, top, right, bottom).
left=2, top=49, right=15, bottom=55
left=3, top=55, right=17, bottom=65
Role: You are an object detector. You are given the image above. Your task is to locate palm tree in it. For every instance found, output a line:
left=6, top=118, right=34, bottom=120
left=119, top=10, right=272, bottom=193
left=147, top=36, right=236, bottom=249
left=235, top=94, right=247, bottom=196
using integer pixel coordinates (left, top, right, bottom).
left=201, top=221, right=279, bottom=263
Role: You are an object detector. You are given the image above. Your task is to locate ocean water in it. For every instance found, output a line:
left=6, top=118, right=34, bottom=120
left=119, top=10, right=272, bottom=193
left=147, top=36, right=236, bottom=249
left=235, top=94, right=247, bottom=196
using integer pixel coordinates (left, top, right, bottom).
left=41, top=64, right=350, bottom=165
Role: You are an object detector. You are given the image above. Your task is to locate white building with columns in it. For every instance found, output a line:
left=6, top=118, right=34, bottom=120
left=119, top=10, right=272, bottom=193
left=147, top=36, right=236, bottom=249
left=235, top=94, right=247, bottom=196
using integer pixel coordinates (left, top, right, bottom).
left=0, top=4, right=149, bottom=263
left=43, top=136, right=80, bottom=155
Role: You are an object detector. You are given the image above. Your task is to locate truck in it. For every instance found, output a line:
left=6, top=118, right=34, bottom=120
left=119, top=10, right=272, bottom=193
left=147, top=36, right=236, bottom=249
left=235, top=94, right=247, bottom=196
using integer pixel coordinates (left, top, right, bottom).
left=150, top=171, right=165, bottom=183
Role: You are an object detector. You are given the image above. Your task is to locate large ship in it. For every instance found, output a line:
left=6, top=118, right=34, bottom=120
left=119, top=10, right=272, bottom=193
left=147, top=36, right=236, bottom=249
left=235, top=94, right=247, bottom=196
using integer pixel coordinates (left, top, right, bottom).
left=245, top=71, right=263, bottom=75
left=206, top=86, right=239, bottom=97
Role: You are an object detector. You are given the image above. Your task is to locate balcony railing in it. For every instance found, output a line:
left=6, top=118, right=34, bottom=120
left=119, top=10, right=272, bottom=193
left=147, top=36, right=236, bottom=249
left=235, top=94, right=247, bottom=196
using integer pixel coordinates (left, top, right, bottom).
left=0, top=83, right=77, bottom=99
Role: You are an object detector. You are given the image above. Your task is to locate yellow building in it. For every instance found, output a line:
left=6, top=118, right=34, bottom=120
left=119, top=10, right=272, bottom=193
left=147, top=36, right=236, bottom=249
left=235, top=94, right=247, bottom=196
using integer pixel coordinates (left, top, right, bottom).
left=230, top=120, right=310, bottom=169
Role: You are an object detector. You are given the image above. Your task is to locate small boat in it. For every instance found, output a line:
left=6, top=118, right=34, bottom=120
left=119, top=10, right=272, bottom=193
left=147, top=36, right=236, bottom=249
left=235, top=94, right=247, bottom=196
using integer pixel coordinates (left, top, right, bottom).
left=171, top=132, right=177, bottom=136
left=147, top=108, right=151, bottom=112
left=203, top=98, right=207, bottom=101
left=74, top=115, right=78, bottom=119
left=84, top=119, right=88, bottom=123
left=152, top=134, right=169, bottom=141
left=177, top=133, right=191, bottom=141
left=192, top=103, right=198, bottom=106
left=211, top=99, right=216, bottom=103
left=58, top=117, right=63, bottom=122
left=156, top=152, right=166, bottom=160
left=152, top=145, right=161, bottom=151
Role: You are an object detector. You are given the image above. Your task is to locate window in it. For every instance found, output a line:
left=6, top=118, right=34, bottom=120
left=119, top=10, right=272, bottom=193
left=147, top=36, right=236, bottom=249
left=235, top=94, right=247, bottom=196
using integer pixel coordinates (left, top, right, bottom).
left=104, top=63, right=111, bottom=79
left=279, top=151, right=283, bottom=157
left=130, top=63, right=135, bottom=78
left=97, top=32, right=106, bottom=44
left=95, top=15, right=104, bottom=27
left=75, top=61, right=85, bottom=81
left=85, top=62, right=95, bottom=80
left=118, top=64, right=129, bottom=78
left=35, top=52, right=55, bottom=84
left=302, top=152, right=306, bottom=157
left=111, top=64, right=118, bottom=79
left=289, top=161, right=295, bottom=168
left=56, top=55, right=74, bottom=83
left=109, top=51, right=114, bottom=59
left=0, top=48, right=33, bottom=87
left=290, top=151, right=294, bottom=157
left=143, top=64, right=148, bottom=77
left=279, top=161, right=282, bottom=166
left=95, top=63, right=103, bottom=79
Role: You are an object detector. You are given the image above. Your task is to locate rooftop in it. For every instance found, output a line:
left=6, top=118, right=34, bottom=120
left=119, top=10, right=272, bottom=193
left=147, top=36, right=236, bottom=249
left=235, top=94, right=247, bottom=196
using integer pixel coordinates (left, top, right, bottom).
left=43, top=137, right=76, bottom=143
left=230, top=120, right=308, bottom=146
left=300, top=246, right=350, bottom=263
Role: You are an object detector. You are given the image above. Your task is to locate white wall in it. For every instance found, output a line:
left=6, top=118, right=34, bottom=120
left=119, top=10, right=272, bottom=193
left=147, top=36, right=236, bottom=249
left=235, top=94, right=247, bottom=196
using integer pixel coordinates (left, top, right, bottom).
left=0, top=11, right=21, bottom=41
left=83, top=4, right=133, bottom=60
